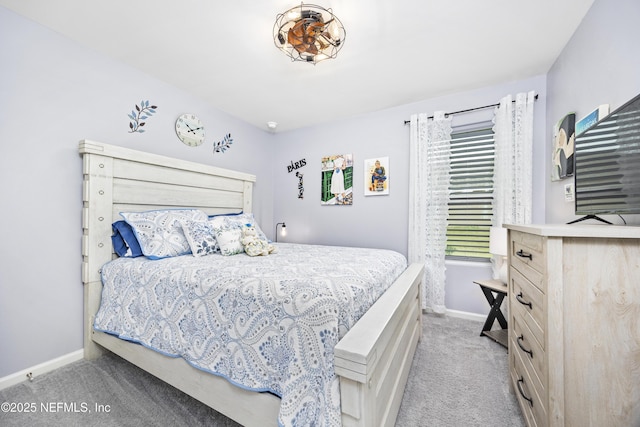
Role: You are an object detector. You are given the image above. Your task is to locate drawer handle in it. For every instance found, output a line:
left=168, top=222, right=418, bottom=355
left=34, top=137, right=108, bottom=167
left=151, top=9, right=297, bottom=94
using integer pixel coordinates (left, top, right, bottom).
left=517, top=335, right=534, bottom=358
left=515, top=292, right=533, bottom=309
left=516, top=249, right=533, bottom=260
left=517, top=376, right=534, bottom=408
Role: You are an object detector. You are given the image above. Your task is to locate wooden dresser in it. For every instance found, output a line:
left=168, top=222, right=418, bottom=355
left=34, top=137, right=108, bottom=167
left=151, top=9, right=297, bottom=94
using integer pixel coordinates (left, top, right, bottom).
left=504, top=224, right=640, bottom=427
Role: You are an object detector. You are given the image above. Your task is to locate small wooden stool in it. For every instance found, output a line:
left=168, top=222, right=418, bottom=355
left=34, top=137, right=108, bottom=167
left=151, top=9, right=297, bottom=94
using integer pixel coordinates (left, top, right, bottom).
left=473, top=279, right=508, bottom=348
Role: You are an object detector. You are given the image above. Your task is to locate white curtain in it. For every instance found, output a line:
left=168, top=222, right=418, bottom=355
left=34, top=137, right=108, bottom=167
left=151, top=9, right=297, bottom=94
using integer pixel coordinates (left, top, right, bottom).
left=408, top=112, right=452, bottom=313
left=492, top=91, right=535, bottom=277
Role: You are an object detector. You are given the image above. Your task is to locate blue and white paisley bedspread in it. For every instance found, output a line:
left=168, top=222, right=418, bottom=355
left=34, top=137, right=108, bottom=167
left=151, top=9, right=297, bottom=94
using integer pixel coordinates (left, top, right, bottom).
left=95, top=243, right=407, bottom=427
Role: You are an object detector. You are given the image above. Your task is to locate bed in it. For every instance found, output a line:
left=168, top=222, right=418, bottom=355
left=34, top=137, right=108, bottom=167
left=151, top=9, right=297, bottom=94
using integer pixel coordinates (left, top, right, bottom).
left=79, top=140, right=423, bottom=427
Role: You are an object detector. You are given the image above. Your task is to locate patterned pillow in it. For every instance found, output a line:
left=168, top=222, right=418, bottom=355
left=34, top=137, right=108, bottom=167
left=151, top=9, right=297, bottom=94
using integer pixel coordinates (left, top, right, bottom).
left=212, top=227, right=244, bottom=256
left=121, top=209, right=208, bottom=259
left=181, top=219, right=219, bottom=257
left=209, top=212, right=269, bottom=243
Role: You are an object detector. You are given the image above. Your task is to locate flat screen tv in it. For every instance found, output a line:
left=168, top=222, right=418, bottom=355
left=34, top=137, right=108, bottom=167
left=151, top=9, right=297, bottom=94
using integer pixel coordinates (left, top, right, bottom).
left=573, top=92, right=640, bottom=224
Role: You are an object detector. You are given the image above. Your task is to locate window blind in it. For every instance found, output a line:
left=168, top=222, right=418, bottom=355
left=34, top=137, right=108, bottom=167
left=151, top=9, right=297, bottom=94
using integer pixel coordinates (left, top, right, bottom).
left=446, top=127, right=494, bottom=259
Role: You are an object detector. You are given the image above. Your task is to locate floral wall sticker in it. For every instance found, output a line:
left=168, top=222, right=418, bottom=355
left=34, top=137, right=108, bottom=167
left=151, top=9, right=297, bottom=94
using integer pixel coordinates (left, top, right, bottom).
left=128, top=100, right=158, bottom=133
left=213, top=133, right=233, bottom=154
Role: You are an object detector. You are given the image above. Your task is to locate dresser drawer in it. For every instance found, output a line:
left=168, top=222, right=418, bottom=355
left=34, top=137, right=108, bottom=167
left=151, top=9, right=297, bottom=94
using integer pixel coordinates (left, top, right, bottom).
left=510, top=267, right=545, bottom=351
left=511, top=313, right=546, bottom=399
left=511, top=338, right=547, bottom=427
left=510, top=231, right=546, bottom=292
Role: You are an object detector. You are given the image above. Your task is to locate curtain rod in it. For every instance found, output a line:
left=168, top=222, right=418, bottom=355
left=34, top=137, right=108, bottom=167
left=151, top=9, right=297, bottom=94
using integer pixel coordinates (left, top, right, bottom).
left=403, top=94, right=538, bottom=125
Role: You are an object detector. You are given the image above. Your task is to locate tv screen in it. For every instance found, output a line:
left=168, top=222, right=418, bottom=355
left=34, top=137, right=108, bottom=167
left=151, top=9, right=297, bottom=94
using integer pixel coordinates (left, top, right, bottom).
left=574, top=93, right=640, bottom=220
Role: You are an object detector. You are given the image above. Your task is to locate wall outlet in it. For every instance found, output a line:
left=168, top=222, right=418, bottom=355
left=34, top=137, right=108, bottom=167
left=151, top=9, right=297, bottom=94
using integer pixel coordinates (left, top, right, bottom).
left=564, top=183, right=575, bottom=202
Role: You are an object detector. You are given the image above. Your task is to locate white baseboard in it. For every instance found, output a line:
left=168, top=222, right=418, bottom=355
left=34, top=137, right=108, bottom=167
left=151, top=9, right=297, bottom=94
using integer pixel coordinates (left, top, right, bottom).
left=423, top=307, right=485, bottom=323
left=445, top=308, right=485, bottom=322
left=0, top=349, right=84, bottom=391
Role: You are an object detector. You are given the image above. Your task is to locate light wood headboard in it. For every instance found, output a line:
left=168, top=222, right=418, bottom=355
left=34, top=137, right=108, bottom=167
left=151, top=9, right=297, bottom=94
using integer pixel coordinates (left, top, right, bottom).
left=79, top=140, right=256, bottom=356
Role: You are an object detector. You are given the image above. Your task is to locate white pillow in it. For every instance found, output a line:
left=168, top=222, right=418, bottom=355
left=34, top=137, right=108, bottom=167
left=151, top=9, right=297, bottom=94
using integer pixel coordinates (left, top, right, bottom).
left=212, top=227, right=244, bottom=256
left=121, top=209, right=208, bottom=259
left=181, top=219, right=219, bottom=257
left=209, top=212, right=269, bottom=243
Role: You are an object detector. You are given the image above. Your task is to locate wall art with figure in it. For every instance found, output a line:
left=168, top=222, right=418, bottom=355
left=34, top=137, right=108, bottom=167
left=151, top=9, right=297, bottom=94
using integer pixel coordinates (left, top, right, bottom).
left=364, top=157, right=389, bottom=196
left=321, top=154, right=353, bottom=205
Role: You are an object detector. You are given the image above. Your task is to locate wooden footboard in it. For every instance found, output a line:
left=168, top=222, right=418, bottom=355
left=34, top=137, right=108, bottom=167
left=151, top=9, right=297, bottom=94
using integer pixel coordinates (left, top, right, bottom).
left=80, top=140, right=424, bottom=426
left=91, top=326, right=281, bottom=426
left=335, top=263, right=423, bottom=427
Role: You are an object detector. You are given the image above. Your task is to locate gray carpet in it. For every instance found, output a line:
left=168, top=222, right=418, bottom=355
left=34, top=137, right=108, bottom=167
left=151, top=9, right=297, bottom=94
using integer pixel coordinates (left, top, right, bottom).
left=0, top=314, right=524, bottom=426
left=396, top=314, right=524, bottom=426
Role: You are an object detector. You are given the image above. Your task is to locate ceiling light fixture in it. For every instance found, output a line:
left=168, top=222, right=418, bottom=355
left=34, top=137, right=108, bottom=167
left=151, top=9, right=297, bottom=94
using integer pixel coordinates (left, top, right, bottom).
left=273, top=3, right=346, bottom=64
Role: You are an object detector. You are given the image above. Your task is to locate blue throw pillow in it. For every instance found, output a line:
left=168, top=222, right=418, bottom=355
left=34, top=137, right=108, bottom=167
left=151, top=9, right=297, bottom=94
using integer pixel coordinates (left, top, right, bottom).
left=111, top=220, right=143, bottom=258
left=208, top=211, right=243, bottom=219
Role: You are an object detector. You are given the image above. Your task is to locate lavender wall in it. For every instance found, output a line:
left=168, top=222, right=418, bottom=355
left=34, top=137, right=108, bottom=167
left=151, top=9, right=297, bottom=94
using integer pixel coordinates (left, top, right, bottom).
left=546, top=0, right=640, bottom=225
left=272, top=76, right=547, bottom=317
left=0, top=6, right=274, bottom=378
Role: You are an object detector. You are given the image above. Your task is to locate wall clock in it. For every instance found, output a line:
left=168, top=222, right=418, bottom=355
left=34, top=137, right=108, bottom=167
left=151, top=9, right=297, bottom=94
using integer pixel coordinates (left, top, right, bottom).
left=175, top=113, right=205, bottom=146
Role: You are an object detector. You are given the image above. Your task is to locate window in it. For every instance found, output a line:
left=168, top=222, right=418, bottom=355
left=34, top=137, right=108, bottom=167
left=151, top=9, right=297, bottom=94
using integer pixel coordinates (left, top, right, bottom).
left=446, top=126, right=494, bottom=260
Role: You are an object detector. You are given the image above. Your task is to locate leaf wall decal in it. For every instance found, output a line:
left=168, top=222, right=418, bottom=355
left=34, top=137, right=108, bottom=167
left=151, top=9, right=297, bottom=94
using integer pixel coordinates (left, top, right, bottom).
left=128, top=100, right=158, bottom=134
left=213, top=133, right=234, bottom=154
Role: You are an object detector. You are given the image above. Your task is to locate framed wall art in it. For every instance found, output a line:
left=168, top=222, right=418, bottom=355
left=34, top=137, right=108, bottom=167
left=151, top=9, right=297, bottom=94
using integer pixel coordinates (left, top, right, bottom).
left=364, top=157, right=389, bottom=196
left=321, top=153, right=353, bottom=205
left=551, top=112, right=576, bottom=181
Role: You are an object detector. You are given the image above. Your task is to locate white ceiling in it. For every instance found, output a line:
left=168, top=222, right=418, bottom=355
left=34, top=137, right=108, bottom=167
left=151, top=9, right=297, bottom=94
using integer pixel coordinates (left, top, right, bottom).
left=1, top=0, right=595, bottom=132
